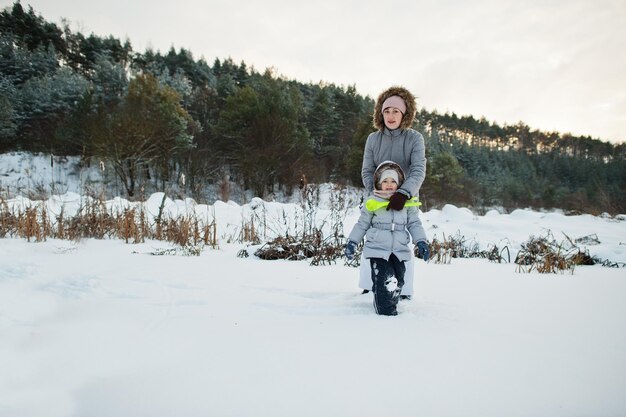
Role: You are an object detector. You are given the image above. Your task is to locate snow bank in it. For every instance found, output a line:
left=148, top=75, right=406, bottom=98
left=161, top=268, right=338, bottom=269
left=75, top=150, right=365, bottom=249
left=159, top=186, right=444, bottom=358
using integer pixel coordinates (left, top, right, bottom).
left=3, top=189, right=626, bottom=264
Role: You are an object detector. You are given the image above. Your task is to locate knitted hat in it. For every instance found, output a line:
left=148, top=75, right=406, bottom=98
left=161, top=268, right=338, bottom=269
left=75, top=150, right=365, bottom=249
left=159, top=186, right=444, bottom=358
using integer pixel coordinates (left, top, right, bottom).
left=373, top=160, right=405, bottom=190
left=378, top=169, right=399, bottom=185
left=381, top=95, right=406, bottom=114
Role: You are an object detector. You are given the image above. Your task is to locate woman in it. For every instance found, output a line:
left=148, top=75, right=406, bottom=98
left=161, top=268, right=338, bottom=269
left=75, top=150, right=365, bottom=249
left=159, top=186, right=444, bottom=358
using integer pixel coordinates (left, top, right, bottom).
left=358, top=86, right=428, bottom=298
left=362, top=86, right=426, bottom=209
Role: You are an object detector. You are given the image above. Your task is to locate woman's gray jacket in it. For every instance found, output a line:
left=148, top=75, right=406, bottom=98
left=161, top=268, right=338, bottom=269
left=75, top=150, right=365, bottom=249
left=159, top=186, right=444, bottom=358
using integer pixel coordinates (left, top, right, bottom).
left=361, top=127, right=426, bottom=198
left=348, top=196, right=427, bottom=262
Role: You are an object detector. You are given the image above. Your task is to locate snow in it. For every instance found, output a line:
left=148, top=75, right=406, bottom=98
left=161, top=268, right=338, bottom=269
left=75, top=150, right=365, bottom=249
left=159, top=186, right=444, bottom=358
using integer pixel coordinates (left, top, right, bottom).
left=1, top=193, right=625, bottom=417
left=1, top=151, right=626, bottom=416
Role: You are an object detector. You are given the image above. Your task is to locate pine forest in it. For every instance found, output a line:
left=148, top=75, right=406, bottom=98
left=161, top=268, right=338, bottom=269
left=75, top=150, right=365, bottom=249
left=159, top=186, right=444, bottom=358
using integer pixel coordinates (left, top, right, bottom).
left=1, top=2, right=624, bottom=214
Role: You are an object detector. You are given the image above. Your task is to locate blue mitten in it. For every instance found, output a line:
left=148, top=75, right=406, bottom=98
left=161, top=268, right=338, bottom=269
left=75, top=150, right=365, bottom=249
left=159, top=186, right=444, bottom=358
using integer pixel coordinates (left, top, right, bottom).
left=415, top=240, right=430, bottom=262
left=344, top=240, right=358, bottom=260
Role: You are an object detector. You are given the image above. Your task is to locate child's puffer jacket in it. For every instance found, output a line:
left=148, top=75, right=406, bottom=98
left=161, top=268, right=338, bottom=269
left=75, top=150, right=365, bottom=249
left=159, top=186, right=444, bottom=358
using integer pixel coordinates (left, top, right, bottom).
left=349, top=162, right=427, bottom=261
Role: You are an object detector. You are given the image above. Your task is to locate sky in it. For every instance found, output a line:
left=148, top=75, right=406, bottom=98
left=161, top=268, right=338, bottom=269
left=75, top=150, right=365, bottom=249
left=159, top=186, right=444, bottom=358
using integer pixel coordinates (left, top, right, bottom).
left=4, top=0, right=626, bottom=143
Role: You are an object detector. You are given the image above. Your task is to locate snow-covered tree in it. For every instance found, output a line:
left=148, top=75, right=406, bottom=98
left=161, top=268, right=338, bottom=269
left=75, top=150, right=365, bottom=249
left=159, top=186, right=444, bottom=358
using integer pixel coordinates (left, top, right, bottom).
left=16, top=67, right=89, bottom=150
left=89, top=73, right=195, bottom=197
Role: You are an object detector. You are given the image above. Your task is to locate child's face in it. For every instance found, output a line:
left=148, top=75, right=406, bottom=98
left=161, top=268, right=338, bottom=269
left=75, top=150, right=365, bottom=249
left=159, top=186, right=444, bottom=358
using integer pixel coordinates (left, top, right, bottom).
left=381, top=178, right=398, bottom=192
left=383, top=107, right=403, bottom=129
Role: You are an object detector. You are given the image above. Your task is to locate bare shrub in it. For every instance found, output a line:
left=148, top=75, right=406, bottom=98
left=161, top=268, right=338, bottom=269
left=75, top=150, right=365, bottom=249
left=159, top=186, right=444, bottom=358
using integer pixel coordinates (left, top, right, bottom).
left=429, top=232, right=469, bottom=264
left=514, top=231, right=582, bottom=274
left=21, top=206, right=42, bottom=242
left=203, top=217, right=218, bottom=249
left=251, top=184, right=350, bottom=266
left=430, top=237, right=451, bottom=264
left=482, top=244, right=511, bottom=263
left=239, top=218, right=260, bottom=245
left=64, top=198, right=115, bottom=240
left=0, top=198, right=16, bottom=237
left=310, top=233, right=345, bottom=266
left=117, top=208, right=142, bottom=243
left=254, top=235, right=316, bottom=260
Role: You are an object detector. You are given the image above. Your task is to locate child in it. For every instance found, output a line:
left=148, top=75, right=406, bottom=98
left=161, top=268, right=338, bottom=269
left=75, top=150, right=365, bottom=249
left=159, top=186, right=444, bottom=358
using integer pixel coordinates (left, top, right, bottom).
left=345, top=161, right=430, bottom=316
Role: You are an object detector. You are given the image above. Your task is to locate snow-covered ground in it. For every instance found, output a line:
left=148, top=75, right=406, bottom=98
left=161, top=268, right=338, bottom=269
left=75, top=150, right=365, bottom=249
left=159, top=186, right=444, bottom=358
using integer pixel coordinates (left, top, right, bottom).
left=1, top=191, right=625, bottom=417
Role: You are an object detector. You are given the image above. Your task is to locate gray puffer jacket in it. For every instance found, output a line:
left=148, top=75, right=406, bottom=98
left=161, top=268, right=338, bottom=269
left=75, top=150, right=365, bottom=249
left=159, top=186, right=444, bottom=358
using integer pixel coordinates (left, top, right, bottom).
left=361, top=127, right=426, bottom=199
left=348, top=196, right=427, bottom=262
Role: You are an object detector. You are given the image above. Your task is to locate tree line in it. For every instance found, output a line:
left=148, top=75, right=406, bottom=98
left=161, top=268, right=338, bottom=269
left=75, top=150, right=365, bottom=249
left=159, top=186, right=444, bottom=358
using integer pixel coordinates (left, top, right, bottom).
left=1, top=2, right=624, bottom=214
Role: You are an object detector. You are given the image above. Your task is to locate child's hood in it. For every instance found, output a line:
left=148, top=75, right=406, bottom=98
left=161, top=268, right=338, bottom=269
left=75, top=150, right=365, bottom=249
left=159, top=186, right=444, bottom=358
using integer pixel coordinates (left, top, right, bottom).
left=373, top=160, right=405, bottom=191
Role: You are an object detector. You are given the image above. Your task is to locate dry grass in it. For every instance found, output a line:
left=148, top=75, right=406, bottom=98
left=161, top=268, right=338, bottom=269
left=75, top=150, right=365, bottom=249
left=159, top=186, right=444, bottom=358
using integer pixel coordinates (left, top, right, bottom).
left=514, top=231, right=597, bottom=274
left=428, top=232, right=511, bottom=264
left=1, top=191, right=621, bottom=269
left=0, top=196, right=218, bottom=254
left=428, top=230, right=604, bottom=273
left=237, top=184, right=350, bottom=266
left=0, top=184, right=345, bottom=260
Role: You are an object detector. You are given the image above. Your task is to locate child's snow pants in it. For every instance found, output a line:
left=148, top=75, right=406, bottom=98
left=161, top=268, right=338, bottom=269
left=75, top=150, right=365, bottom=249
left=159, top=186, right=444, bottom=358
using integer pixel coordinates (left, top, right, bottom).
left=370, top=254, right=405, bottom=316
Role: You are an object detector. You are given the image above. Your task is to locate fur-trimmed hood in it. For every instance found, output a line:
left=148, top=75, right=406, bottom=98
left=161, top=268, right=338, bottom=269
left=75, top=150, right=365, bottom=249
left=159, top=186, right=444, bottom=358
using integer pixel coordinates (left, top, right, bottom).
left=373, top=160, right=405, bottom=190
left=372, top=86, right=417, bottom=131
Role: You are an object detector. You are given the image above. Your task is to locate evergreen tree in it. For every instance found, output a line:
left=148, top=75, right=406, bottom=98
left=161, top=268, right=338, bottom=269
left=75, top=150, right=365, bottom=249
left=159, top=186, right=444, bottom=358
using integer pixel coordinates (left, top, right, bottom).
left=74, top=33, right=132, bottom=76
left=88, top=74, right=194, bottom=197
left=0, top=2, right=65, bottom=54
left=345, top=118, right=375, bottom=186
left=306, top=86, right=340, bottom=177
left=0, top=33, right=58, bottom=84
left=422, top=151, right=464, bottom=207
left=162, top=47, right=215, bottom=88
left=216, top=72, right=311, bottom=196
left=0, top=76, right=17, bottom=146
left=91, top=52, right=128, bottom=106
left=16, top=67, right=89, bottom=152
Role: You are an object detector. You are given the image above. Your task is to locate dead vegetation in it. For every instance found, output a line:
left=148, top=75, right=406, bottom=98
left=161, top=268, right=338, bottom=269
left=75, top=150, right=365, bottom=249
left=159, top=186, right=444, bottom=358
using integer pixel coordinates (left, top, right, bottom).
left=237, top=184, right=350, bottom=266
left=425, top=229, right=621, bottom=274
left=0, top=184, right=350, bottom=263
left=1, top=189, right=623, bottom=269
left=0, top=195, right=218, bottom=253
left=429, top=232, right=511, bottom=265
left=514, top=231, right=599, bottom=274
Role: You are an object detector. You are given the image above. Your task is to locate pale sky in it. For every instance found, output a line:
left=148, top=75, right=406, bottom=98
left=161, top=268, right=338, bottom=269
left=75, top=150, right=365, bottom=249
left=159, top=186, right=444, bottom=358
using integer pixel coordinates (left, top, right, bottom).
left=5, top=0, right=626, bottom=143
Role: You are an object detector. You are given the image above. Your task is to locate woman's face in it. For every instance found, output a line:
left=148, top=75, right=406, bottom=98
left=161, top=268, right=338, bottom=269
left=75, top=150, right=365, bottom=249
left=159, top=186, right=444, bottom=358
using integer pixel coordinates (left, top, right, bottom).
left=383, top=107, right=403, bottom=129
left=381, top=177, right=398, bottom=191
